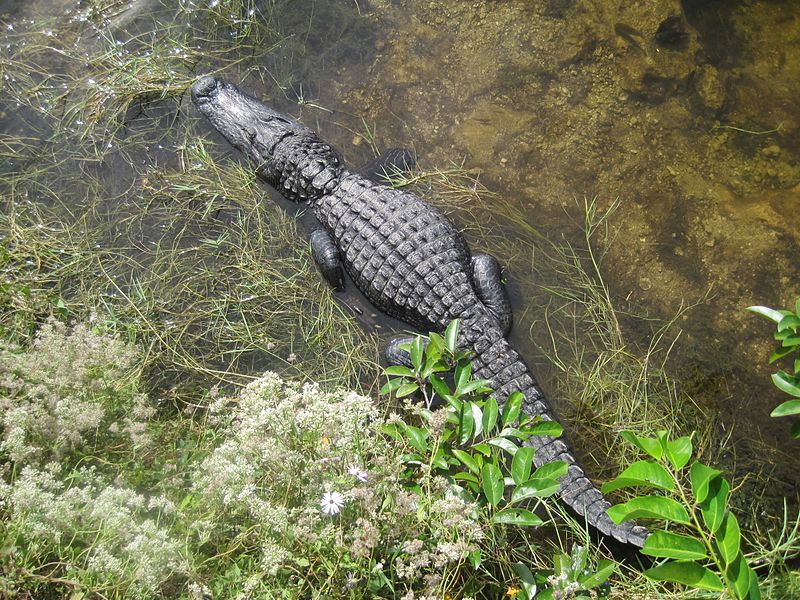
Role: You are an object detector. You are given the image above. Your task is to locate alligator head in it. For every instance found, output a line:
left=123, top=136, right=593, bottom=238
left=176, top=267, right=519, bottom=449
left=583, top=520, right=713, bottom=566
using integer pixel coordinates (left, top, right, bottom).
left=191, top=76, right=308, bottom=169
left=191, top=76, right=344, bottom=202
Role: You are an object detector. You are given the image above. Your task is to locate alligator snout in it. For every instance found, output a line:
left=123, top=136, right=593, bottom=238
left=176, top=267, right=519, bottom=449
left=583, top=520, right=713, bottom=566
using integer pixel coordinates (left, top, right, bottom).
left=191, top=75, right=219, bottom=105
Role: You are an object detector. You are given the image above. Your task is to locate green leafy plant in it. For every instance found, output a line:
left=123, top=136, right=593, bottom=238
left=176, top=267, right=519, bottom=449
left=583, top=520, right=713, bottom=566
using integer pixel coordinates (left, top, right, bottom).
left=604, top=430, right=761, bottom=599
left=748, top=300, right=800, bottom=439
left=381, top=321, right=568, bottom=532
left=510, top=544, right=615, bottom=600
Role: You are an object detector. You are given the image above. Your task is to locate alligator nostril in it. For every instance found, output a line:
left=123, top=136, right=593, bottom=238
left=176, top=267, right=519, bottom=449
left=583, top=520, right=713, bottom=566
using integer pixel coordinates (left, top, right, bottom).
left=191, top=76, right=218, bottom=104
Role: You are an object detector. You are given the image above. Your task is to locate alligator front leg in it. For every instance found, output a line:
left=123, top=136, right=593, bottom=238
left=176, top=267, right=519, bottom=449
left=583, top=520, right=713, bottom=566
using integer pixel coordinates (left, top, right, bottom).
left=471, top=253, right=513, bottom=336
left=310, top=227, right=345, bottom=291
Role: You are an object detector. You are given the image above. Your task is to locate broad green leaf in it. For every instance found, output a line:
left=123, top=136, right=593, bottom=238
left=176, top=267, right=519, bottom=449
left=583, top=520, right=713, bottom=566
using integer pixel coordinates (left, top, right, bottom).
left=552, top=552, right=568, bottom=576
left=511, top=478, right=560, bottom=502
left=579, top=559, right=616, bottom=589
left=481, top=463, right=504, bottom=506
left=499, top=427, right=531, bottom=440
left=380, top=423, right=403, bottom=441
left=492, top=508, right=543, bottom=527
left=620, top=431, right=663, bottom=460
left=410, top=336, right=424, bottom=370
left=469, top=403, right=484, bottom=439
left=531, top=460, right=569, bottom=481
left=666, top=435, right=693, bottom=470
left=380, top=378, right=404, bottom=395
left=769, top=345, right=796, bottom=363
left=501, top=391, right=523, bottom=426
left=445, top=320, right=460, bottom=353
left=452, top=471, right=479, bottom=485
left=428, top=332, right=445, bottom=354
left=772, top=371, right=800, bottom=398
left=523, top=420, right=564, bottom=438
left=396, top=382, right=419, bottom=398
left=511, top=447, right=535, bottom=485
left=641, top=531, right=708, bottom=560
left=780, top=334, right=800, bottom=347
left=512, top=562, right=538, bottom=600
left=607, top=496, right=691, bottom=525
left=459, top=378, right=492, bottom=396
left=746, top=562, right=763, bottom=600
left=468, top=549, right=481, bottom=569
left=512, top=561, right=537, bottom=585
left=452, top=449, right=480, bottom=475
left=404, top=425, right=429, bottom=453
left=482, top=397, right=499, bottom=436
left=726, top=552, right=760, bottom=600
left=472, top=442, right=492, bottom=456
left=715, top=512, right=741, bottom=566
left=384, top=365, right=415, bottom=377
left=601, top=460, right=675, bottom=494
left=746, top=305, right=787, bottom=324
left=778, top=314, right=800, bottom=331
left=700, top=476, right=730, bottom=533
left=771, top=399, right=800, bottom=417
left=690, top=462, right=722, bottom=503
left=488, top=437, right=519, bottom=456
left=431, top=448, right=449, bottom=470
left=455, top=362, right=472, bottom=394
left=645, top=560, right=724, bottom=591
left=459, top=408, right=475, bottom=444
left=429, top=373, right=452, bottom=400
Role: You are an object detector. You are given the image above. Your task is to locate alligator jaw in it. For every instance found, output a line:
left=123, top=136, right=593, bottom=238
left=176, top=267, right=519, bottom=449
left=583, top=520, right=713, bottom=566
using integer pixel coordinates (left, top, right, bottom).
left=191, top=75, right=306, bottom=170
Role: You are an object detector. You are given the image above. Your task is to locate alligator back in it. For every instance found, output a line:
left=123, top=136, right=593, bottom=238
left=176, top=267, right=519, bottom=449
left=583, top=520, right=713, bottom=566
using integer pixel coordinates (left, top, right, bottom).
left=315, top=171, right=488, bottom=332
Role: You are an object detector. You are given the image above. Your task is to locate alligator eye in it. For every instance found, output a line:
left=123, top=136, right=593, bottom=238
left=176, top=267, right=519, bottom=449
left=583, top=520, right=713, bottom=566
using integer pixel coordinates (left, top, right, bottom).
left=272, top=116, right=292, bottom=125
left=245, top=126, right=257, bottom=141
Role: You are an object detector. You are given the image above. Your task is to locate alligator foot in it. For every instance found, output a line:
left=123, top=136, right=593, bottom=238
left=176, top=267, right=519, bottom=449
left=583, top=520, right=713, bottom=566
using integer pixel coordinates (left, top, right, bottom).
left=471, top=253, right=513, bottom=336
left=357, top=148, right=415, bottom=183
left=310, top=227, right=345, bottom=291
left=384, top=335, right=418, bottom=368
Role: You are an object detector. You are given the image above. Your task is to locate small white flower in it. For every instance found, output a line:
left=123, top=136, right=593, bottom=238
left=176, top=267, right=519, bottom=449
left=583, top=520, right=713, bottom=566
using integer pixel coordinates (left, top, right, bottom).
left=320, top=491, right=345, bottom=516
left=347, top=464, right=368, bottom=483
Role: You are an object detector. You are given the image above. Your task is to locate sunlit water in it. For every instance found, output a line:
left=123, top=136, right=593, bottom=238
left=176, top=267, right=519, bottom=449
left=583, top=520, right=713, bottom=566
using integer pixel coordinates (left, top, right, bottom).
left=1, top=0, right=798, bottom=512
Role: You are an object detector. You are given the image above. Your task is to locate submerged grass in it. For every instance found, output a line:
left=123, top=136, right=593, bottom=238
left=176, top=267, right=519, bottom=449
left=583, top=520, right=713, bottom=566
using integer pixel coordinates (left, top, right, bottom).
left=0, top=0, right=380, bottom=401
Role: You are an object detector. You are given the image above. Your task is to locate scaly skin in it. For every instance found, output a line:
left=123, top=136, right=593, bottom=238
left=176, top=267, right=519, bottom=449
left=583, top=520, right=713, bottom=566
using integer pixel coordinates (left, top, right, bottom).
left=192, top=76, right=649, bottom=547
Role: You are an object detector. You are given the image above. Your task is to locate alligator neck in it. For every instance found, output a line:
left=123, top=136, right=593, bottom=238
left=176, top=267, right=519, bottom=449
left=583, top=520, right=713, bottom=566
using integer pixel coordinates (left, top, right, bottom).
left=256, top=132, right=345, bottom=203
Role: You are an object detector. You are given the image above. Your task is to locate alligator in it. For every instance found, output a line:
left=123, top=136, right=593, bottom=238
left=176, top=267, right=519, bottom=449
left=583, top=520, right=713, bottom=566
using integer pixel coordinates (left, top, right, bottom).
left=191, top=75, right=649, bottom=548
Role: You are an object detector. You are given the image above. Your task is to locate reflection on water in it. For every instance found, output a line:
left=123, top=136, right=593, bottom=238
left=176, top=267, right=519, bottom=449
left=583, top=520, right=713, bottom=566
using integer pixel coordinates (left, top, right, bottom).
left=1, top=0, right=798, bottom=507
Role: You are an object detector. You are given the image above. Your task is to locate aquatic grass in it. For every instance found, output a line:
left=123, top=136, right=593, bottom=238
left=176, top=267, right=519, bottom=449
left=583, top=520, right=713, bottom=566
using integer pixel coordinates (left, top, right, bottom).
left=0, top=0, right=381, bottom=397
left=0, top=0, right=291, bottom=148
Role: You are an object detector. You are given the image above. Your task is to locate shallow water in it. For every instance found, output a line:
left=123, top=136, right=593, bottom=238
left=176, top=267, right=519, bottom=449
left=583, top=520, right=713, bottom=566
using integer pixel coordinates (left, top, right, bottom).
left=1, top=0, right=798, bottom=512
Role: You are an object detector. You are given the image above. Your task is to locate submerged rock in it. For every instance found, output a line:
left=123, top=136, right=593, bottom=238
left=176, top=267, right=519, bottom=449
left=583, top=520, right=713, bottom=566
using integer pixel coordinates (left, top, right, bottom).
left=690, top=64, right=727, bottom=116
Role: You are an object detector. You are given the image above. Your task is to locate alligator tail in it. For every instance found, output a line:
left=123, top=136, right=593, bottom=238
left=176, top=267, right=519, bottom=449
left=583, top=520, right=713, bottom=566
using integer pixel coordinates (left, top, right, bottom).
left=465, top=321, right=649, bottom=548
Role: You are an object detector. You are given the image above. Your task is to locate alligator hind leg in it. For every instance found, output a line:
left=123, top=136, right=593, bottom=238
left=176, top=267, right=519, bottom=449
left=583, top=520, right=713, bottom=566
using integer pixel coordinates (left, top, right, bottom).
left=472, top=253, right=513, bottom=336
left=310, top=228, right=345, bottom=291
left=384, top=336, right=416, bottom=368
left=357, top=148, right=415, bottom=183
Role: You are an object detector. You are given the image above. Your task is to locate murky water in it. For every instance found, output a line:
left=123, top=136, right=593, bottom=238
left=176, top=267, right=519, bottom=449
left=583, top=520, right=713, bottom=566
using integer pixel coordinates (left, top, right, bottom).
left=2, top=0, right=798, bottom=512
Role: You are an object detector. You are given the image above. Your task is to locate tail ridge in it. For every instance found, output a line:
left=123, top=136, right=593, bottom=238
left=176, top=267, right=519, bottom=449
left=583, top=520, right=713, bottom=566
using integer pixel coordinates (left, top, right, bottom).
left=466, top=321, right=648, bottom=548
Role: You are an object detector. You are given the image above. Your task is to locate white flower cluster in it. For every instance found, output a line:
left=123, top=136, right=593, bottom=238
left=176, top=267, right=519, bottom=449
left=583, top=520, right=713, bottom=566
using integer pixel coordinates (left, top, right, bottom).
left=0, top=319, right=149, bottom=463
left=2, top=463, right=185, bottom=597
